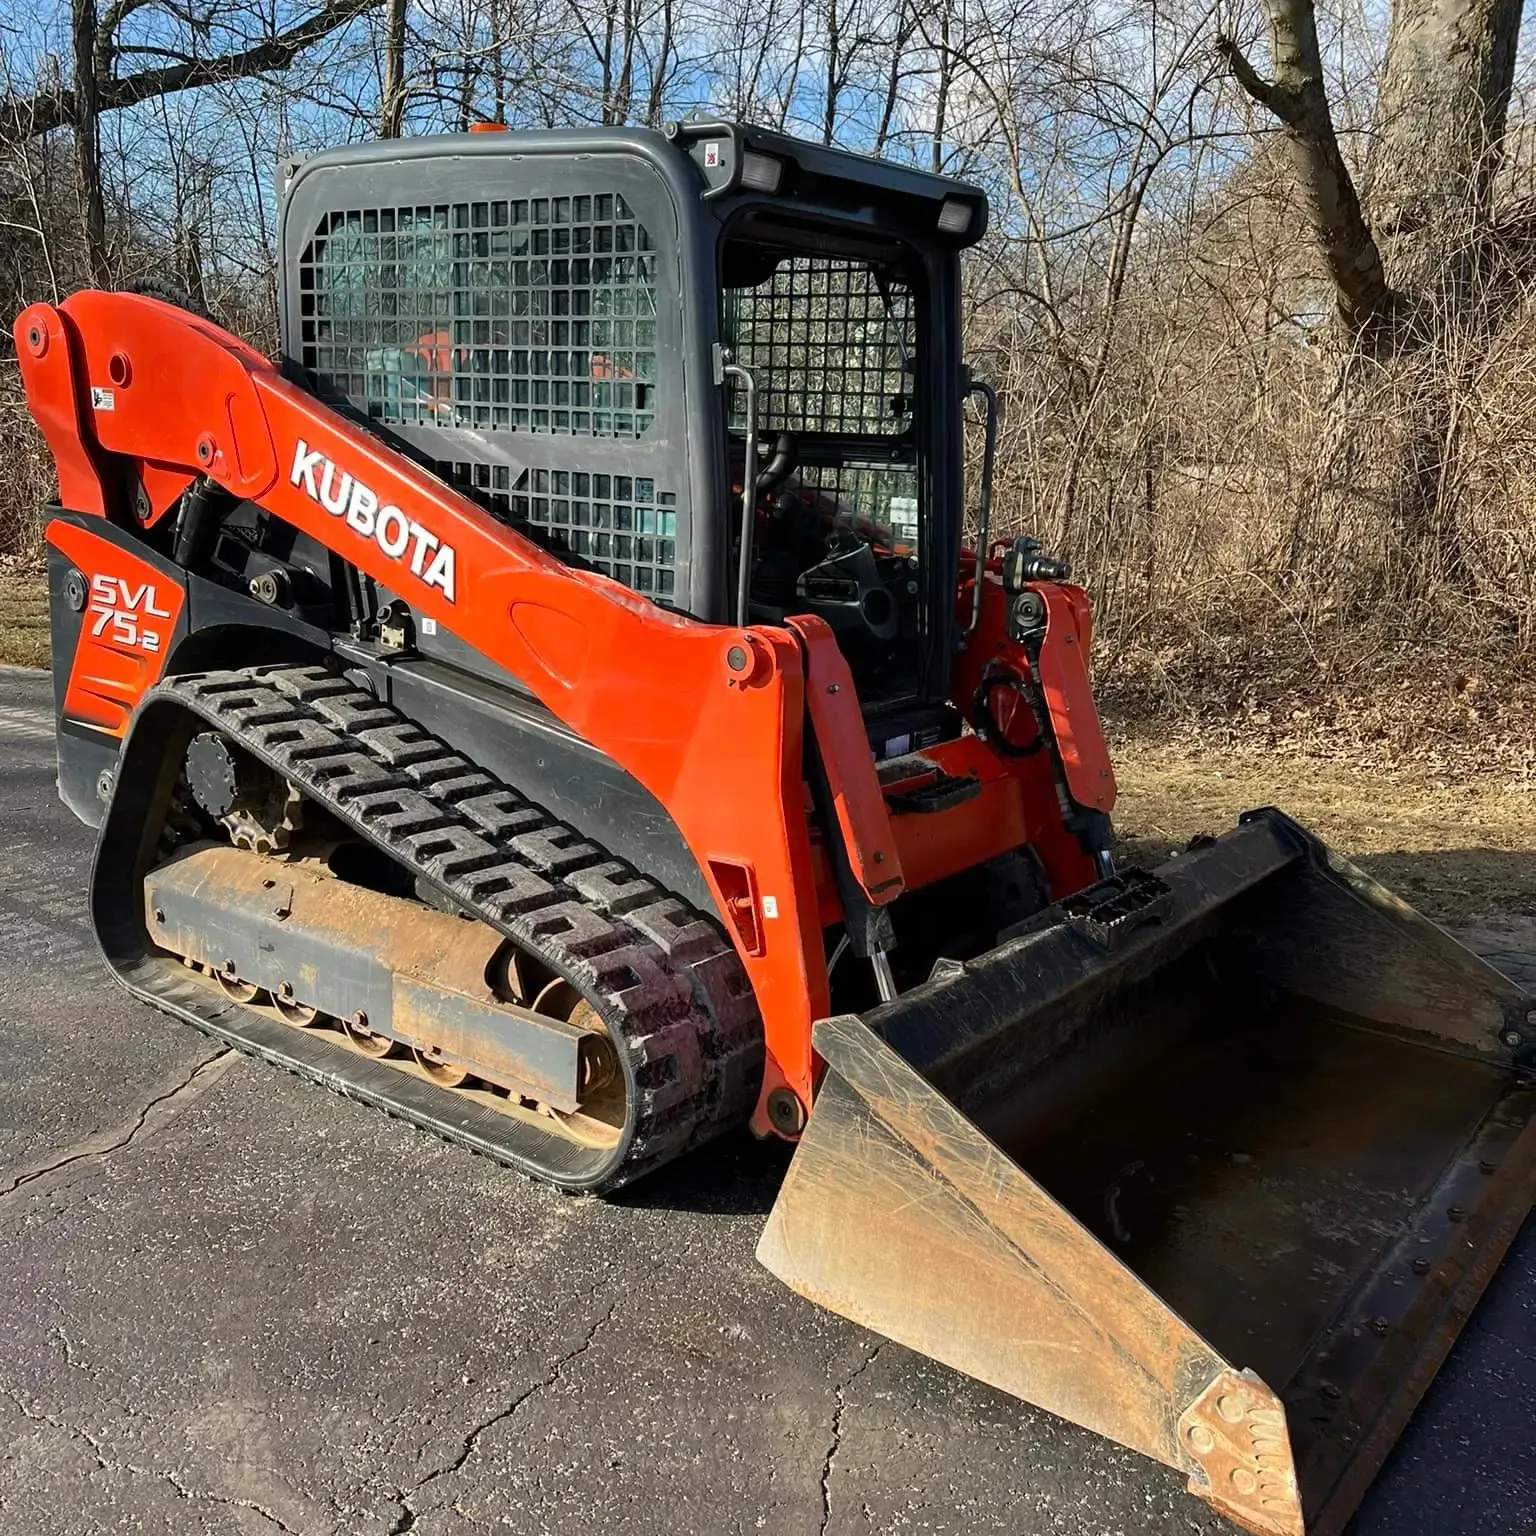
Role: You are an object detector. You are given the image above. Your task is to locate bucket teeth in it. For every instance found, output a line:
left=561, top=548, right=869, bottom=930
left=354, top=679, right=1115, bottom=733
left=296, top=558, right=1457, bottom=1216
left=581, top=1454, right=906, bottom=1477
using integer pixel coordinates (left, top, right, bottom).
left=1179, top=1369, right=1303, bottom=1536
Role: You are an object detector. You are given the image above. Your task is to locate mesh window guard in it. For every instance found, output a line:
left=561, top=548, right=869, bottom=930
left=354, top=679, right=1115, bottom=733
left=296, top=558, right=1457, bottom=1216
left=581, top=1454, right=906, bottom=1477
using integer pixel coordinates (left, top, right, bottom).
left=791, top=463, right=921, bottom=550
left=433, top=458, right=678, bottom=600
left=299, top=195, right=659, bottom=438
left=723, top=256, right=915, bottom=437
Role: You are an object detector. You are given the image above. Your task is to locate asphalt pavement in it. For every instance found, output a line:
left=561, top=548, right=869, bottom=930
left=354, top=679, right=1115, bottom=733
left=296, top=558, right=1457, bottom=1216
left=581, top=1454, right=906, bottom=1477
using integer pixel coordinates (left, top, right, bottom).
left=0, top=662, right=1532, bottom=1536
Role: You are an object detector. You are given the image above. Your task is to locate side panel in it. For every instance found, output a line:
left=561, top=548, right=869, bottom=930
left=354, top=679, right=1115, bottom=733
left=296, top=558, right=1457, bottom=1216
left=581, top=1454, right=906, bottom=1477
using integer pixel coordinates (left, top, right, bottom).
left=46, top=516, right=185, bottom=736
left=45, top=542, right=115, bottom=826
left=44, top=511, right=338, bottom=826
left=44, top=514, right=190, bottom=824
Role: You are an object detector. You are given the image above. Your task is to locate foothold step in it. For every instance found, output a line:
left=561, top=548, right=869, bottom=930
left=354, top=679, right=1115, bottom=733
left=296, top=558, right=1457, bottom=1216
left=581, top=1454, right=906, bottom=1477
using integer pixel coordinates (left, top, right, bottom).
left=1059, top=867, right=1173, bottom=947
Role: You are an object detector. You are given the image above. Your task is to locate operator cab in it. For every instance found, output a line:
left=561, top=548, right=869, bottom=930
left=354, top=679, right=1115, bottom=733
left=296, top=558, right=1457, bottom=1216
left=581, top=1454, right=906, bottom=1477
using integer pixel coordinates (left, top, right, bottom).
left=684, top=120, right=987, bottom=744
left=276, top=120, right=987, bottom=752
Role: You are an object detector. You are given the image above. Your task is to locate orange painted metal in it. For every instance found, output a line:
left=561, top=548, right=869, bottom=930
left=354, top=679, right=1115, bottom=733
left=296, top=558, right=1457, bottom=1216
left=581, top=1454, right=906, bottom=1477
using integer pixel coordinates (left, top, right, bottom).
left=1034, top=584, right=1117, bottom=813
left=137, top=460, right=197, bottom=528
left=16, top=292, right=827, bottom=1125
left=47, top=519, right=184, bottom=736
left=785, top=615, right=904, bottom=905
left=16, top=305, right=109, bottom=518
left=952, top=566, right=1117, bottom=818
left=887, top=733, right=1096, bottom=900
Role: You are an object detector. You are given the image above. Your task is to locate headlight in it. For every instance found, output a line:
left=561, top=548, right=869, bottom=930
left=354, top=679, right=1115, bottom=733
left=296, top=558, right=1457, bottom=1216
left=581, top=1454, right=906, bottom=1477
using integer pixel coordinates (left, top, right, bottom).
left=937, top=198, right=973, bottom=234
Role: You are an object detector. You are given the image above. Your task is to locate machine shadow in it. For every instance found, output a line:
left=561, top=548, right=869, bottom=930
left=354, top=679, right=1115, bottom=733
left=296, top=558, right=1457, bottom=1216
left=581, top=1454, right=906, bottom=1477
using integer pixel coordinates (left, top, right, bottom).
left=616, top=1126, right=793, bottom=1217
left=1351, top=847, right=1536, bottom=924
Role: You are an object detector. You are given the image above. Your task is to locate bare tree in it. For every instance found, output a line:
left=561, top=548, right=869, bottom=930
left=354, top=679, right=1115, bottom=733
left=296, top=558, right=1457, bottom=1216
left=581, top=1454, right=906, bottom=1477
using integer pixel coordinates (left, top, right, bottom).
left=1216, top=5, right=1391, bottom=330
left=380, top=0, right=409, bottom=136
left=1220, top=0, right=1526, bottom=576
left=1, top=0, right=381, bottom=147
left=69, top=0, right=107, bottom=279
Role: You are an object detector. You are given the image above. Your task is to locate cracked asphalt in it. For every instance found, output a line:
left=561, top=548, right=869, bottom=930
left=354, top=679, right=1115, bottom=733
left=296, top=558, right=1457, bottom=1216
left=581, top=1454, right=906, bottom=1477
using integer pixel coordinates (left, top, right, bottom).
left=0, top=664, right=1533, bottom=1536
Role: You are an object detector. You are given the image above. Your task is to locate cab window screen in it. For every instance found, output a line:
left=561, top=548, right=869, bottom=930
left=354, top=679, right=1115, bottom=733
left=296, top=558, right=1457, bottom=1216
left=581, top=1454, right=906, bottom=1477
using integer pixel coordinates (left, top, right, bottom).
left=722, top=255, right=914, bottom=438
left=299, top=195, right=659, bottom=438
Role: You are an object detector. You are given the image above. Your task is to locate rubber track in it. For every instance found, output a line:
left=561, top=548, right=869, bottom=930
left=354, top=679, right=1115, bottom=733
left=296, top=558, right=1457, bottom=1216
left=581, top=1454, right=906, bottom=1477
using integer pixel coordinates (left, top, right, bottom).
left=113, top=664, right=764, bottom=1192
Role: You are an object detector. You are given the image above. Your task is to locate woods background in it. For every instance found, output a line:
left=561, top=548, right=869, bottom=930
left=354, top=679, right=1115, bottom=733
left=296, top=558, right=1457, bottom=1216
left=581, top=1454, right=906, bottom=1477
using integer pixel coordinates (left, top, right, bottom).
left=2, top=0, right=1535, bottom=734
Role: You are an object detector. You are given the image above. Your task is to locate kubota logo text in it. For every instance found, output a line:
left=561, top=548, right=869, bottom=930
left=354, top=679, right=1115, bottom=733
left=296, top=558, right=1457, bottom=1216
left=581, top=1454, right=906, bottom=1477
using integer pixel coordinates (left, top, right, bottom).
left=290, top=440, right=457, bottom=602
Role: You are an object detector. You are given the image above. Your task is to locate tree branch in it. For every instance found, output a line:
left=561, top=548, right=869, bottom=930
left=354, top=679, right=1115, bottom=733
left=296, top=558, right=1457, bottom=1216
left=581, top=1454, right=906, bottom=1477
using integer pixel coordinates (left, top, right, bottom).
left=0, top=0, right=378, bottom=145
left=1214, top=35, right=1279, bottom=115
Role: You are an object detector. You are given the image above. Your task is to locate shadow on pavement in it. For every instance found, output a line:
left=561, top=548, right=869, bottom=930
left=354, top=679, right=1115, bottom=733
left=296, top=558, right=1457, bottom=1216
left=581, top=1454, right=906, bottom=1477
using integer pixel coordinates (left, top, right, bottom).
left=619, top=1125, right=792, bottom=1216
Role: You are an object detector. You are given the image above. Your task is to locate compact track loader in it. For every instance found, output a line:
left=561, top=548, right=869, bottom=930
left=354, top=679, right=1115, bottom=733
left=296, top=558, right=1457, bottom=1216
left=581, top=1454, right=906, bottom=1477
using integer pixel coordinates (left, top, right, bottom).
left=16, top=120, right=1536, bottom=1535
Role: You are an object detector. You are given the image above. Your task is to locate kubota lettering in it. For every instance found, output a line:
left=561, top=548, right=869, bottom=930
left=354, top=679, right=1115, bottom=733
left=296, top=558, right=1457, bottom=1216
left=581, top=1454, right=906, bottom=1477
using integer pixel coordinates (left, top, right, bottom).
left=289, top=439, right=457, bottom=602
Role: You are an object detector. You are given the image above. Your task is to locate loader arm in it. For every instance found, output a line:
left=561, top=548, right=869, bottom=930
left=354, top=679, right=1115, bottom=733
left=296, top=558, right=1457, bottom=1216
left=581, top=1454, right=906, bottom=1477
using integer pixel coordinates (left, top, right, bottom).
left=18, top=290, right=841, bottom=1119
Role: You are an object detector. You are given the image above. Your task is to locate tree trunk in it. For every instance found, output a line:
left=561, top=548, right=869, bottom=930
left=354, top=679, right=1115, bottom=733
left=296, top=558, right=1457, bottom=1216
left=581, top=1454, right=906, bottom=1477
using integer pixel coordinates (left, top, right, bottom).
left=70, top=0, right=108, bottom=282
left=822, top=0, right=840, bottom=145
left=1367, top=0, right=1521, bottom=278
left=930, top=2, right=952, bottom=175
left=1365, top=0, right=1520, bottom=569
left=379, top=0, right=407, bottom=137
left=643, top=0, right=674, bottom=126
left=1221, top=0, right=1523, bottom=606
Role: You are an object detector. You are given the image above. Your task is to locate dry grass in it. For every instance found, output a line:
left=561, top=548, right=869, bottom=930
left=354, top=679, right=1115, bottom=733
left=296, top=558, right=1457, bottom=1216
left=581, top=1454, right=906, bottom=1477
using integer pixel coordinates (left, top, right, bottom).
left=0, top=562, right=48, bottom=668
left=1111, top=734, right=1536, bottom=923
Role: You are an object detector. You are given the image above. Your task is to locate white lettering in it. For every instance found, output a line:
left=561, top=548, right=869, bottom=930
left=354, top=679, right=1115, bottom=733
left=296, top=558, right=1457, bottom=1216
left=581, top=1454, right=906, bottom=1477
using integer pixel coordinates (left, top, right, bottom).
left=84, top=573, right=171, bottom=652
left=317, top=461, right=352, bottom=518
left=407, top=522, right=437, bottom=575
left=290, top=440, right=325, bottom=498
left=422, top=543, right=456, bottom=601
left=287, top=440, right=460, bottom=605
left=376, top=505, right=410, bottom=559
left=347, top=481, right=378, bottom=537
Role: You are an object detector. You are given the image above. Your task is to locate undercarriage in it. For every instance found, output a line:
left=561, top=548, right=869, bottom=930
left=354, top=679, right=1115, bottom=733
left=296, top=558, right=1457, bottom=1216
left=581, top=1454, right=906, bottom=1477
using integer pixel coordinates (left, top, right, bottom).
left=97, top=664, right=762, bottom=1190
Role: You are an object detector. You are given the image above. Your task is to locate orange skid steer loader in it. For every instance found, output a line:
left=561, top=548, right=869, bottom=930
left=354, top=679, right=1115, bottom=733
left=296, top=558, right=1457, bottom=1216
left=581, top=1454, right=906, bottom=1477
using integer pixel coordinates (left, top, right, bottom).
left=17, top=120, right=1536, bottom=1536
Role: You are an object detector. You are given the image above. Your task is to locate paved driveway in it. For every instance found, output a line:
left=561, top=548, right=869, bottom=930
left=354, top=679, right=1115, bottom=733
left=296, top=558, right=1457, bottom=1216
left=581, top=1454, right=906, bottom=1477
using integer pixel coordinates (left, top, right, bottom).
left=0, top=665, right=1531, bottom=1535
